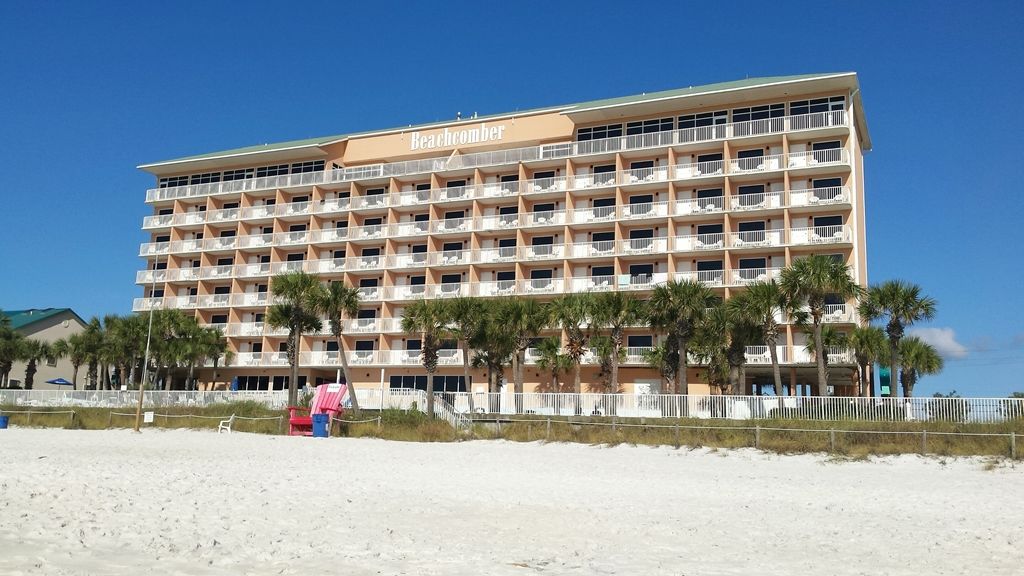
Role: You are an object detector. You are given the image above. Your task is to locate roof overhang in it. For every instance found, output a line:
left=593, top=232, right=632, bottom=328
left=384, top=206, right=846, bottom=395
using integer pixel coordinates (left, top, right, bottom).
left=138, top=143, right=334, bottom=176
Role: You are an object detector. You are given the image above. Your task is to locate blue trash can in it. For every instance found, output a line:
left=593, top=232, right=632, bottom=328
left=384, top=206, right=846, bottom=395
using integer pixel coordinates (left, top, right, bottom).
left=0, top=415, right=8, bottom=429
left=311, top=413, right=330, bottom=438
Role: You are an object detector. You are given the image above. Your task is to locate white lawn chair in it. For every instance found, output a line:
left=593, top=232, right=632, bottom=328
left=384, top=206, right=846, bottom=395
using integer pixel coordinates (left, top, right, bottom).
left=218, top=414, right=236, bottom=434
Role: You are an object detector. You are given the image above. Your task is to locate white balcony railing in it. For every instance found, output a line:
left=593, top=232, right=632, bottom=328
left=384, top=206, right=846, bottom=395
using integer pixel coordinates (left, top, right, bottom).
left=790, top=225, right=852, bottom=245
left=675, top=195, right=725, bottom=215
left=145, top=110, right=848, bottom=203
left=789, top=186, right=851, bottom=206
left=519, top=244, right=565, bottom=260
left=730, top=267, right=782, bottom=285
left=571, top=205, right=617, bottom=223
left=674, top=270, right=726, bottom=286
left=673, top=233, right=725, bottom=252
left=728, top=229, right=783, bottom=248
left=729, top=153, right=784, bottom=174
left=730, top=191, right=784, bottom=211
left=787, top=148, right=850, bottom=169
left=619, top=237, right=668, bottom=255
left=620, top=201, right=670, bottom=219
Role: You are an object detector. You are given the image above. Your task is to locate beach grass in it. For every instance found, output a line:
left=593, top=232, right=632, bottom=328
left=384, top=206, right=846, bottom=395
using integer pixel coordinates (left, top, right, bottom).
left=3, top=404, right=1020, bottom=458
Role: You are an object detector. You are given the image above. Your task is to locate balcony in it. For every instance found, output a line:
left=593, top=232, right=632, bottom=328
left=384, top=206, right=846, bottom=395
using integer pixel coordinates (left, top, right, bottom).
left=790, top=346, right=855, bottom=365
left=523, top=210, right=566, bottom=228
left=672, top=160, right=724, bottom=181
left=350, top=224, right=388, bottom=240
left=430, top=217, right=473, bottom=234
left=237, top=233, right=275, bottom=249
left=275, top=201, right=312, bottom=217
left=519, top=278, right=561, bottom=295
left=199, top=265, right=234, bottom=280
left=744, top=346, right=789, bottom=364
left=674, top=270, right=725, bottom=287
left=727, top=229, right=784, bottom=249
left=620, top=201, right=670, bottom=220
left=306, top=258, right=346, bottom=274
left=234, top=263, right=270, bottom=278
left=309, top=228, right=349, bottom=243
left=230, top=293, right=269, bottom=307
left=675, top=193, right=726, bottom=216
left=521, top=176, right=568, bottom=196
left=571, top=205, right=617, bottom=224
left=476, top=280, right=518, bottom=297
left=673, top=233, right=725, bottom=252
left=269, top=261, right=306, bottom=275
left=730, top=191, right=784, bottom=211
left=351, top=194, right=390, bottom=210
left=728, top=153, right=784, bottom=175
left=273, top=230, right=309, bottom=246
left=432, top=183, right=479, bottom=203
left=196, top=294, right=231, bottom=308
left=357, top=286, right=383, bottom=301
left=478, top=246, right=518, bottom=263
left=478, top=213, right=521, bottom=230
left=572, top=172, right=618, bottom=190
left=619, top=165, right=670, bottom=186
left=730, top=267, right=782, bottom=285
left=349, top=255, right=383, bottom=270
left=790, top=186, right=851, bottom=207
left=790, top=225, right=852, bottom=245
left=787, top=148, right=849, bottom=169
left=570, top=240, right=617, bottom=258
left=519, top=243, right=565, bottom=261
left=235, top=352, right=289, bottom=368
left=145, top=110, right=848, bottom=204
left=391, top=253, right=428, bottom=269
left=619, top=237, right=668, bottom=256
left=394, top=189, right=432, bottom=207
left=430, top=249, right=472, bottom=267
left=207, top=207, right=240, bottom=223
left=392, top=221, right=430, bottom=237
left=239, top=205, right=276, bottom=220
left=202, top=236, right=238, bottom=251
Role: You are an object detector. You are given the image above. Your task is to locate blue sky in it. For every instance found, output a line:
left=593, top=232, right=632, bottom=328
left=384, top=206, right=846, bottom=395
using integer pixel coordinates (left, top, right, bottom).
left=1, top=1, right=1022, bottom=396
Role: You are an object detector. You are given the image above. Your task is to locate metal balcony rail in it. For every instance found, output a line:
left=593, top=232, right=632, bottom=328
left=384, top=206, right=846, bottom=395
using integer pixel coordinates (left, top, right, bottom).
left=145, top=111, right=848, bottom=203
left=790, top=225, right=852, bottom=245
left=789, top=186, right=850, bottom=206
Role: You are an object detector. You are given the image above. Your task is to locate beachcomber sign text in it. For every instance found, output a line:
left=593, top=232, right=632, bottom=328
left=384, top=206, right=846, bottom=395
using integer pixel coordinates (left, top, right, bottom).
left=409, top=123, right=507, bottom=151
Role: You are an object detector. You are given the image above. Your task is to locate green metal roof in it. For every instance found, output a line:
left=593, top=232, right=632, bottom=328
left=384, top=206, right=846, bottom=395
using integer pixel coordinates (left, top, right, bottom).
left=2, top=308, right=85, bottom=331
left=139, top=72, right=855, bottom=170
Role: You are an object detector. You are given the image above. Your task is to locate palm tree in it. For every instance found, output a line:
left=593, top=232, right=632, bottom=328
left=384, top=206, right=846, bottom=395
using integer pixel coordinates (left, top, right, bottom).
left=690, top=307, right=730, bottom=396
left=20, top=339, right=55, bottom=390
left=401, top=299, right=450, bottom=418
left=266, top=271, right=324, bottom=406
left=445, top=297, right=486, bottom=412
left=643, top=337, right=678, bottom=393
left=802, top=325, right=849, bottom=394
left=53, top=333, right=88, bottom=390
left=470, top=309, right=515, bottom=413
left=858, top=280, right=937, bottom=398
left=534, top=336, right=571, bottom=393
left=498, top=297, right=550, bottom=396
left=589, top=292, right=646, bottom=394
left=549, top=294, right=593, bottom=395
left=732, top=280, right=790, bottom=396
left=648, top=280, right=717, bottom=394
left=105, top=315, right=147, bottom=390
left=897, top=336, right=943, bottom=397
left=82, top=317, right=104, bottom=390
left=780, top=255, right=862, bottom=396
left=847, top=326, right=887, bottom=397
left=312, top=281, right=362, bottom=411
left=0, top=314, right=26, bottom=388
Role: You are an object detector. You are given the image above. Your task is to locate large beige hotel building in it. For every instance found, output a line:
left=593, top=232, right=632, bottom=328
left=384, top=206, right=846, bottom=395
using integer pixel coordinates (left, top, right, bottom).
left=135, top=72, right=870, bottom=396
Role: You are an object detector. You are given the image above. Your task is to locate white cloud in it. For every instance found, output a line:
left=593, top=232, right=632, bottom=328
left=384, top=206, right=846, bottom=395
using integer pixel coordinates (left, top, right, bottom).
left=908, top=327, right=969, bottom=359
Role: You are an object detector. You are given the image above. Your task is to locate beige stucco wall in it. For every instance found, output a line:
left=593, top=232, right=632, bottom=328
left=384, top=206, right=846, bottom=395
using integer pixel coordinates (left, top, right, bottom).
left=9, top=311, right=87, bottom=390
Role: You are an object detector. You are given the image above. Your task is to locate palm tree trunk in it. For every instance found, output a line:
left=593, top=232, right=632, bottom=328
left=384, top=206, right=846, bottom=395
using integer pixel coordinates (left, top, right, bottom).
left=889, top=341, right=901, bottom=398
left=187, top=363, right=195, bottom=392
left=677, top=337, right=689, bottom=396
left=72, top=364, right=79, bottom=391
left=425, top=369, right=435, bottom=417
left=768, top=341, right=783, bottom=397
left=813, top=321, right=828, bottom=396
left=337, top=336, right=359, bottom=412
left=856, top=361, right=867, bottom=397
left=460, top=338, right=473, bottom=414
left=867, top=364, right=875, bottom=397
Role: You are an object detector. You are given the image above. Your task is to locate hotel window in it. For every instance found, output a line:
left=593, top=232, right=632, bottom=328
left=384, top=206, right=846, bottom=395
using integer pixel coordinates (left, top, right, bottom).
left=325, top=341, right=340, bottom=352
left=256, top=164, right=289, bottom=178
left=290, top=160, right=325, bottom=173
left=154, top=235, right=170, bottom=243
left=442, top=241, right=463, bottom=253
left=679, top=110, right=727, bottom=129
left=158, top=208, right=173, bottom=216
left=366, top=187, right=386, bottom=196
left=499, top=205, right=518, bottom=216
left=790, top=96, right=845, bottom=116
left=629, top=228, right=654, bottom=250
left=223, top=202, right=239, bottom=209
left=496, top=270, right=516, bottom=282
left=592, top=231, right=615, bottom=252
left=696, top=188, right=724, bottom=205
left=737, top=221, right=766, bottom=243
left=498, top=237, right=517, bottom=259
left=627, top=335, right=653, bottom=348
left=159, top=175, right=189, bottom=188
left=626, top=117, right=673, bottom=135
left=221, top=229, right=237, bottom=237
left=222, top=168, right=254, bottom=182
left=359, top=278, right=379, bottom=287
left=254, top=312, right=265, bottom=322
left=812, top=177, right=844, bottom=201
left=286, top=252, right=305, bottom=262
left=364, top=217, right=383, bottom=226
left=444, top=210, right=464, bottom=220
left=591, top=265, right=614, bottom=278
left=577, top=124, right=622, bottom=141
left=256, top=284, right=268, bottom=293
left=736, top=184, right=765, bottom=208
left=332, top=249, right=346, bottom=259
left=593, top=164, right=616, bottom=186
left=441, top=273, right=463, bottom=286
left=732, top=103, right=784, bottom=135
left=697, top=260, right=724, bottom=283
left=153, top=260, right=167, bottom=270
left=738, top=257, right=767, bottom=281
left=696, top=152, right=722, bottom=165
left=696, top=223, right=722, bottom=236
left=354, top=340, right=375, bottom=351
left=736, top=148, right=766, bottom=171
left=530, top=269, right=553, bottom=280
left=189, top=172, right=221, bottom=185
left=361, top=247, right=381, bottom=257
left=812, top=141, right=842, bottom=163
left=629, top=264, right=653, bottom=281
left=217, top=257, right=234, bottom=266
left=150, top=288, right=164, bottom=298
left=188, top=287, right=198, bottom=296
left=357, top=308, right=377, bottom=319
left=211, top=314, right=228, bottom=323
left=813, top=215, right=843, bottom=230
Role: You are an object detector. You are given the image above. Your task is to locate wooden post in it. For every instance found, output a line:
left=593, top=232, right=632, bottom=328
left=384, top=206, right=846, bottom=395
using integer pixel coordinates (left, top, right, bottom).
left=108, top=411, right=113, bottom=429
left=278, top=415, right=285, bottom=435
left=675, top=422, right=680, bottom=448
left=527, top=422, right=532, bottom=441
left=921, top=430, right=928, bottom=455
left=27, top=411, right=31, bottom=426
left=612, top=417, right=617, bottom=434
left=755, top=425, right=761, bottom=449
left=546, top=418, right=551, bottom=440
left=829, top=429, right=836, bottom=453
left=1011, top=431, right=1017, bottom=459
left=377, top=416, right=382, bottom=430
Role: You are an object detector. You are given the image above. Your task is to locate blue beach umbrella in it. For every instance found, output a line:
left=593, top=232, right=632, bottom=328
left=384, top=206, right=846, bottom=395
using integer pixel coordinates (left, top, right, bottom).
left=45, top=378, right=74, bottom=386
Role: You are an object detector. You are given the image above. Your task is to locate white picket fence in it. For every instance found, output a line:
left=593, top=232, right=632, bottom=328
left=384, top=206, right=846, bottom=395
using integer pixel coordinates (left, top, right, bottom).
left=2, top=389, right=1021, bottom=424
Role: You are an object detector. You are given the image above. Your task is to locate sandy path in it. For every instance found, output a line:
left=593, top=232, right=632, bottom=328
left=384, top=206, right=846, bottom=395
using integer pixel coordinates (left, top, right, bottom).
left=0, top=428, right=1021, bottom=575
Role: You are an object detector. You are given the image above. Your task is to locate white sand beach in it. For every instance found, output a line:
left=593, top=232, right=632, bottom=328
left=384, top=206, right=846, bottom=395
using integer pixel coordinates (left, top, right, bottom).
left=0, top=429, right=1021, bottom=575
